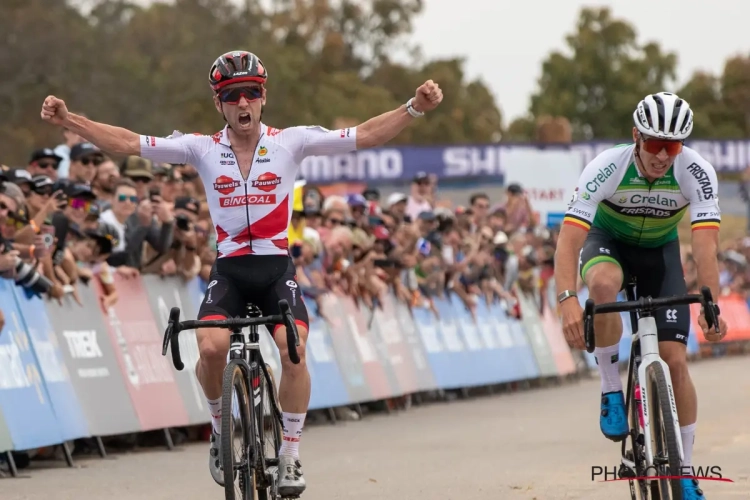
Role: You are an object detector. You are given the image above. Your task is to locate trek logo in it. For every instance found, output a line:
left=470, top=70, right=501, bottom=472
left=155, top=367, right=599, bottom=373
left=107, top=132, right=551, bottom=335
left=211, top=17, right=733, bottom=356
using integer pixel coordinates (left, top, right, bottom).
left=219, top=194, right=277, bottom=207
left=255, top=157, right=270, bottom=164
left=686, top=163, right=715, bottom=200
left=213, top=175, right=241, bottom=195
left=221, top=153, right=234, bottom=158
left=585, top=163, right=618, bottom=192
left=666, top=309, right=677, bottom=322
left=251, top=172, right=281, bottom=192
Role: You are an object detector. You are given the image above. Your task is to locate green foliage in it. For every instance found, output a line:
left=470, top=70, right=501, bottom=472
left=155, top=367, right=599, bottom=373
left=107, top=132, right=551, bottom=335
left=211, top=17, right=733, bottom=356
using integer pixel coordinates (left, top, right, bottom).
left=0, top=0, right=502, bottom=165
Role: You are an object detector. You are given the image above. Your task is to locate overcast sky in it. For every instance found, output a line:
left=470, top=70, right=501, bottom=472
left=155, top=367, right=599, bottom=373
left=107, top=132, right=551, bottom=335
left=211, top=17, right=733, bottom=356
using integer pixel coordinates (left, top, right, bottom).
left=410, top=0, right=750, bottom=122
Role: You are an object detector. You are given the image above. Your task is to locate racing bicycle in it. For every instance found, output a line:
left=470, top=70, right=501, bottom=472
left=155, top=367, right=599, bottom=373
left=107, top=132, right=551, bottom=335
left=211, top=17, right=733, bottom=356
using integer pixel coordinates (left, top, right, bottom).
left=583, top=282, right=721, bottom=500
left=162, top=300, right=301, bottom=500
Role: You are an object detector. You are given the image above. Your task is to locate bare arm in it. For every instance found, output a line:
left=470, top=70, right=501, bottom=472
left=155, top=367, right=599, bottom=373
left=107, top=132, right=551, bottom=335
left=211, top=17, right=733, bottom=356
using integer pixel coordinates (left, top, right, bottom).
left=553, top=224, right=589, bottom=295
left=356, top=104, right=416, bottom=150
left=691, top=229, right=720, bottom=300
left=63, top=113, right=140, bottom=156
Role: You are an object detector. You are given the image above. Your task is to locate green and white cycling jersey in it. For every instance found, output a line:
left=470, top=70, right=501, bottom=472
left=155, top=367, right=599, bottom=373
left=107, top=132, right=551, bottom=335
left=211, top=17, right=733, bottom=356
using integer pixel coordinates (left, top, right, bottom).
left=563, top=144, right=721, bottom=248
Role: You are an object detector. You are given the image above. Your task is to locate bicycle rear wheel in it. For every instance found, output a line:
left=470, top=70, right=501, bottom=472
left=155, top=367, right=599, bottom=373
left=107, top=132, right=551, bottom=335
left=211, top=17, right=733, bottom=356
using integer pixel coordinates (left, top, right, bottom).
left=256, top=364, right=282, bottom=500
left=645, top=363, right=682, bottom=500
left=222, top=360, right=255, bottom=500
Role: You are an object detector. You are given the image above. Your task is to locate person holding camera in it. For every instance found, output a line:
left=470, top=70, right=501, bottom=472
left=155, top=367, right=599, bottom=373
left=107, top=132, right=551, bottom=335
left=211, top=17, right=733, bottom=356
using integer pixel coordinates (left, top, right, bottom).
left=150, top=196, right=201, bottom=280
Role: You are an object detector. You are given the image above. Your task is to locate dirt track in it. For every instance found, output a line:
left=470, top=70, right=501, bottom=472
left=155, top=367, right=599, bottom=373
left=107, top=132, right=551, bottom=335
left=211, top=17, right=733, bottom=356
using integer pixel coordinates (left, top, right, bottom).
left=3, top=356, right=749, bottom=500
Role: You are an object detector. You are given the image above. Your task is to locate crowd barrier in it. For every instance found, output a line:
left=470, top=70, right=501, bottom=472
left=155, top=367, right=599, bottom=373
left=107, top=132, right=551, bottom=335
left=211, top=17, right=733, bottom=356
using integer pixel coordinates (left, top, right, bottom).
left=0, top=275, right=579, bottom=456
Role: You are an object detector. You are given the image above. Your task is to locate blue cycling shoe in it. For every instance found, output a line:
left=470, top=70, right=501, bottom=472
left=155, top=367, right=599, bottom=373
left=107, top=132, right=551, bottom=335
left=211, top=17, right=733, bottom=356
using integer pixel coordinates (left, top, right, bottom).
left=681, top=478, right=705, bottom=499
left=600, top=391, right=629, bottom=441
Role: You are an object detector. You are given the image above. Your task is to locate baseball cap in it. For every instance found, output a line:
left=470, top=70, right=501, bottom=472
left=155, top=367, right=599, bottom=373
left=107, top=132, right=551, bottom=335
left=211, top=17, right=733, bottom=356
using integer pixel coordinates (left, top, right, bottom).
left=346, top=193, right=367, bottom=207
left=417, top=210, right=436, bottom=222
left=386, top=192, right=407, bottom=208
left=174, top=196, right=200, bottom=215
left=29, top=148, right=63, bottom=164
left=9, top=169, right=33, bottom=185
left=120, top=156, right=154, bottom=180
left=70, top=142, right=103, bottom=161
left=362, top=188, right=380, bottom=201
left=32, top=175, right=55, bottom=191
left=412, top=171, right=429, bottom=183
left=372, top=226, right=390, bottom=240
left=66, top=183, right=96, bottom=200
left=507, top=183, right=524, bottom=195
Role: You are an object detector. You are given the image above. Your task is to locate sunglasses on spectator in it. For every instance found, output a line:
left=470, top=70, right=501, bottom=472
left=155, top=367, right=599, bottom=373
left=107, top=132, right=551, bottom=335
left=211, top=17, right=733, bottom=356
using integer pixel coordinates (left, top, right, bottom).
left=33, top=186, right=54, bottom=196
left=327, top=218, right=344, bottom=226
left=6, top=215, right=24, bottom=230
left=68, top=198, right=92, bottom=211
left=640, top=137, right=683, bottom=156
left=117, top=194, right=139, bottom=203
left=217, top=86, right=263, bottom=104
left=36, top=161, right=59, bottom=170
left=131, top=176, right=152, bottom=184
left=79, top=156, right=104, bottom=166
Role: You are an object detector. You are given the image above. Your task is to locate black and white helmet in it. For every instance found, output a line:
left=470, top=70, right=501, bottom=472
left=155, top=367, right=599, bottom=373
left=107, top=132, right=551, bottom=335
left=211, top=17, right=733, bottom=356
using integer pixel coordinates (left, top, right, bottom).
left=633, top=92, right=693, bottom=140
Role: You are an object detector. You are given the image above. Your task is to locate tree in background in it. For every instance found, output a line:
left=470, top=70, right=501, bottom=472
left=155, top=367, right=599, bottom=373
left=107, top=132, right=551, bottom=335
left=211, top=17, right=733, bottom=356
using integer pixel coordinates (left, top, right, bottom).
left=511, top=7, right=677, bottom=141
left=0, top=0, right=502, bottom=164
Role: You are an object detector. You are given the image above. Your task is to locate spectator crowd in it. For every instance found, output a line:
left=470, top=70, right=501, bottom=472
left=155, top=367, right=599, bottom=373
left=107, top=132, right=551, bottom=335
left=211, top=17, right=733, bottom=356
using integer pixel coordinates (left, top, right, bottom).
left=0, top=123, right=565, bottom=334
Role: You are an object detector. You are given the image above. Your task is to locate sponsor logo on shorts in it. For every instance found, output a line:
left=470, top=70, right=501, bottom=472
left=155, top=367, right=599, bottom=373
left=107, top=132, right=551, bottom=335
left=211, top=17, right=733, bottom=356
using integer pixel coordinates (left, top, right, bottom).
left=286, top=280, right=298, bottom=288
left=207, top=280, right=218, bottom=289
left=666, top=309, right=677, bottom=323
left=219, top=194, right=277, bottom=207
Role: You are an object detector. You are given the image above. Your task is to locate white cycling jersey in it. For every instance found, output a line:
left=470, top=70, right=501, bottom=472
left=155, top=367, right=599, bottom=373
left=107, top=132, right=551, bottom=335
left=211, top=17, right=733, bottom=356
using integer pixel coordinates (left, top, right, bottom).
left=139, top=123, right=357, bottom=257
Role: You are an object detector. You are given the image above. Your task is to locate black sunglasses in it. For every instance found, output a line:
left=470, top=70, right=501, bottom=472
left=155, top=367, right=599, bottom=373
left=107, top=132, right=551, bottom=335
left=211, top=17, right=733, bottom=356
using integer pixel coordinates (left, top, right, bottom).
left=80, top=156, right=104, bottom=166
left=217, top=86, right=263, bottom=104
left=37, top=161, right=59, bottom=170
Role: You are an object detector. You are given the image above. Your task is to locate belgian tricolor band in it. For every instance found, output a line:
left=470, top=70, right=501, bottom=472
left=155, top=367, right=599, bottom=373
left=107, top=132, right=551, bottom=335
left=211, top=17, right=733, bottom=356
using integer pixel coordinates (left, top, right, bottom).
left=563, top=214, right=591, bottom=231
left=691, top=219, right=720, bottom=231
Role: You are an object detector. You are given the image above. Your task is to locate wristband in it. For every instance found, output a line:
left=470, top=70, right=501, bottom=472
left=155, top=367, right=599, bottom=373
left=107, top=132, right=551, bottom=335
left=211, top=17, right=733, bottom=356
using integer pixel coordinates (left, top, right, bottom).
left=30, top=220, right=40, bottom=234
left=406, top=98, right=424, bottom=118
left=557, top=290, right=577, bottom=304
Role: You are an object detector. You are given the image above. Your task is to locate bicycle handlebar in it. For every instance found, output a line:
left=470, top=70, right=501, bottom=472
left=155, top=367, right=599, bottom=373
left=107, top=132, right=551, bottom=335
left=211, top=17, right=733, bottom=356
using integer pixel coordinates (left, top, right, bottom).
left=161, top=299, right=302, bottom=370
left=583, top=286, right=721, bottom=353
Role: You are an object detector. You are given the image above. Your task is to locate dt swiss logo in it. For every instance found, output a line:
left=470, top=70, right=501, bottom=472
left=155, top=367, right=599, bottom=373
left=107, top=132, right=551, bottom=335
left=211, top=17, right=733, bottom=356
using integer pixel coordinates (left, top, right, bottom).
left=252, top=172, right=281, bottom=192
left=213, top=175, right=241, bottom=195
left=258, top=146, right=268, bottom=156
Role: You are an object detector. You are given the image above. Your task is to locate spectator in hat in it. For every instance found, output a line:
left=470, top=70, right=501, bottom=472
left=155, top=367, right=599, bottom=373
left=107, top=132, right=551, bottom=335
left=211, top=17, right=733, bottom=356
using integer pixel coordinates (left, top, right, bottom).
left=92, top=159, right=121, bottom=211
left=8, top=169, right=34, bottom=197
left=70, top=221, right=120, bottom=308
left=151, top=163, right=184, bottom=203
left=386, top=192, right=408, bottom=223
left=27, top=149, right=63, bottom=181
left=53, top=113, right=87, bottom=179
left=62, top=183, right=97, bottom=228
left=504, top=183, right=534, bottom=234
left=406, top=172, right=434, bottom=221
left=120, top=156, right=154, bottom=199
left=68, top=143, right=105, bottom=184
left=346, top=193, right=368, bottom=228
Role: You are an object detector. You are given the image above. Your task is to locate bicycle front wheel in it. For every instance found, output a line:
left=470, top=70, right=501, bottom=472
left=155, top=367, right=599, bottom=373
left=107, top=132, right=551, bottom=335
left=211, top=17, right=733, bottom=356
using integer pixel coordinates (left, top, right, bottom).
left=222, top=360, right=255, bottom=500
left=256, top=363, right=282, bottom=500
left=646, top=362, right=682, bottom=500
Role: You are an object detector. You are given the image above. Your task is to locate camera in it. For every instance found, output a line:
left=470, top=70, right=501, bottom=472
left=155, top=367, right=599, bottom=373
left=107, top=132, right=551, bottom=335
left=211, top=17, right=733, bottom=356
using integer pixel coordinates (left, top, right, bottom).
left=175, top=214, right=191, bottom=231
left=1, top=244, right=53, bottom=296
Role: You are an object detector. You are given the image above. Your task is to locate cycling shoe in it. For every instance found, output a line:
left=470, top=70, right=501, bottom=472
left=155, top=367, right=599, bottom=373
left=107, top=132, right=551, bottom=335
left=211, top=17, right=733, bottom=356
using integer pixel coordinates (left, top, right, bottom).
left=681, top=478, right=705, bottom=499
left=209, top=430, right=224, bottom=486
left=278, top=455, right=306, bottom=497
left=600, top=391, right=629, bottom=442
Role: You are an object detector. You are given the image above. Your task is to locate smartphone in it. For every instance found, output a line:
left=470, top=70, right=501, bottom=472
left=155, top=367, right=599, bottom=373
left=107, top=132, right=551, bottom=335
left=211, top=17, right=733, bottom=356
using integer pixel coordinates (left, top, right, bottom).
left=373, top=259, right=400, bottom=268
left=54, top=191, right=68, bottom=210
left=40, top=225, right=55, bottom=249
left=290, top=243, right=303, bottom=259
left=175, top=214, right=191, bottom=231
left=148, top=186, right=160, bottom=202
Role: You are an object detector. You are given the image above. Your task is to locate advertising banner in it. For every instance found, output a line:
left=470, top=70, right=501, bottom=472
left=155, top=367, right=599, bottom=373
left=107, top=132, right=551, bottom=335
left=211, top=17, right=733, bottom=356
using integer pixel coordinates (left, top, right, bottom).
left=516, top=292, right=559, bottom=377
left=390, top=297, right=437, bottom=392
left=44, top=285, right=141, bottom=436
left=317, top=293, right=372, bottom=403
left=539, top=304, right=577, bottom=376
left=95, top=276, right=189, bottom=431
left=11, top=288, right=89, bottom=442
left=142, top=275, right=211, bottom=425
left=0, top=408, right=13, bottom=452
left=474, top=300, right=520, bottom=383
left=432, top=298, right=473, bottom=389
left=448, top=294, right=495, bottom=387
left=486, top=302, right=540, bottom=381
left=0, top=280, right=63, bottom=450
left=370, top=295, right=421, bottom=395
left=305, top=304, right=351, bottom=410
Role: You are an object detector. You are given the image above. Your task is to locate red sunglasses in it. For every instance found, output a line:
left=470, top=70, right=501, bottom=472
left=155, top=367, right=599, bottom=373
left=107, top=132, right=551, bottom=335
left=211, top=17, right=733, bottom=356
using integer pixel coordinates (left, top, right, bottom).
left=217, top=86, right=263, bottom=104
left=640, top=138, right=683, bottom=156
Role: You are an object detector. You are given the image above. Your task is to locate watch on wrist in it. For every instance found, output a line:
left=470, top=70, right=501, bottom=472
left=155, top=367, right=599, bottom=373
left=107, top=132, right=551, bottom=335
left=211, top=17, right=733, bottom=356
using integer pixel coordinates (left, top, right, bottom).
left=557, top=290, right=577, bottom=304
left=406, top=98, right=424, bottom=118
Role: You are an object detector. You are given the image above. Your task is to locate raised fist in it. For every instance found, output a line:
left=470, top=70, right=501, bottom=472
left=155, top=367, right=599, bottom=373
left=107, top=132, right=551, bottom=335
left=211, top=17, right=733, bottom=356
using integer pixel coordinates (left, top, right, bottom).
left=412, top=80, right=443, bottom=113
left=41, top=95, right=69, bottom=126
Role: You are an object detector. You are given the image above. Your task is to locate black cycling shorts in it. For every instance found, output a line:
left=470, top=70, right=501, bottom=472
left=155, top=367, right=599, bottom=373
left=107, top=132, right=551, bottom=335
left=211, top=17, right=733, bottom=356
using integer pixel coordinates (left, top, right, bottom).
left=198, top=254, right=309, bottom=335
left=579, top=227, right=689, bottom=345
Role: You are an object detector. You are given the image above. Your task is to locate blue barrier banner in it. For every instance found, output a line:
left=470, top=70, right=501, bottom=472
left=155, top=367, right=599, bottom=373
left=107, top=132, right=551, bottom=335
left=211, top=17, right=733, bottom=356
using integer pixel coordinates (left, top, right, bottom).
left=410, top=305, right=459, bottom=390
left=432, top=298, right=473, bottom=389
left=473, top=300, right=523, bottom=383
left=391, top=297, right=437, bottom=392
left=305, top=306, right=351, bottom=410
left=488, top=302, right=541, bottom=381
left=449, top=295, right=498, bottom=387
left=0, top=407, right=12, bottom=452
left=11, top=288, right=90, bottom=442
left=0, top=280, right=63, bottom=450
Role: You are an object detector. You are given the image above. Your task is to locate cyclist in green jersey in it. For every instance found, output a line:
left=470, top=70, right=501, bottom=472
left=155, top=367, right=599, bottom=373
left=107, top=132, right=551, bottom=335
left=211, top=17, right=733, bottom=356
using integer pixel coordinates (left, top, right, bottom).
left=554, top=92, right=728, bottom=500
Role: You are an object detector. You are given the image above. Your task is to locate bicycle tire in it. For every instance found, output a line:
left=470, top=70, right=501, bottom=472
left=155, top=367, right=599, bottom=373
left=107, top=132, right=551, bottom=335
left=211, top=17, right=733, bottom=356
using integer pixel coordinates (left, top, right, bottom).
left=645, top=362, right=682, bottom=500
left=256, top=364, right=282, bottom=500
left=222, top=360, right=254, bottom=500
left=627, top=375, right=649, bottom=500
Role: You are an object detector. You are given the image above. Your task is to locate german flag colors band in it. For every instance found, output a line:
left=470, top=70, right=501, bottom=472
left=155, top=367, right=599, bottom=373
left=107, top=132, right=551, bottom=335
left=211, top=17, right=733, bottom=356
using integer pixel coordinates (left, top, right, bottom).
left=563, top=215, right=591, bottom=231
left=691, top=219, right=720, bottom=231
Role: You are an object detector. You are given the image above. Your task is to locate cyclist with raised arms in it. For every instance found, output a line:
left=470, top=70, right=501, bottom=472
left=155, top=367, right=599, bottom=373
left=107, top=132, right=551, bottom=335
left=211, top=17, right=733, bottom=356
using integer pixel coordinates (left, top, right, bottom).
left=554, top=92, right=728, bottom=500
left=41, top=51, right=443, bottom=497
